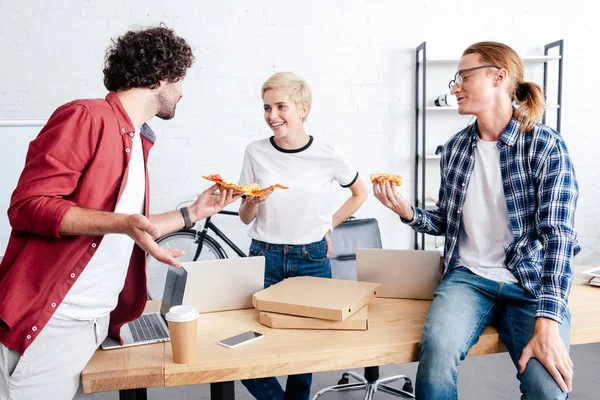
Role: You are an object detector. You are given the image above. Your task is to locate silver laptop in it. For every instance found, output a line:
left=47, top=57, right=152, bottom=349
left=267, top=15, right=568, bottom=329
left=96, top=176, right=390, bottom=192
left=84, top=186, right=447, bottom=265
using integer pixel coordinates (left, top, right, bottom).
left=101, top=265, right=187, bottom=350
left=356, top=249, right=442, bottom=300
left=181, top=256, right=265, bottom=313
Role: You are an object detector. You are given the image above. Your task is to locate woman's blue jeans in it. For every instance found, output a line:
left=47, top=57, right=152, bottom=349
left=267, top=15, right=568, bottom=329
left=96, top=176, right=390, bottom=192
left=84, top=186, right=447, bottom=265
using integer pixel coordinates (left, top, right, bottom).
left=241, top=238, right=331, bottom=400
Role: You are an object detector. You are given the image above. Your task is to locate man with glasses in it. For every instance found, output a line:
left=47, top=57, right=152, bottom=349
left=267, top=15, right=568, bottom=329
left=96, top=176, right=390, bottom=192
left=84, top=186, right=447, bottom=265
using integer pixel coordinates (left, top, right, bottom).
left=374, top=42, right=578, bottom=399
left=449, top=64, right=501, bottom=89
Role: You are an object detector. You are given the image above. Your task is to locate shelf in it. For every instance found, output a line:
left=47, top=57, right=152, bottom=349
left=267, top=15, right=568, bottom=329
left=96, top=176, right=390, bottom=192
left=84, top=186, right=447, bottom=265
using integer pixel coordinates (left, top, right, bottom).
left=421, top=104, right=559, bottom=112
left=418, top=199, right=437, bottom=209
left=0, top=119, right=47, bottom=127
left=424, top=106, right=459, bottom=111
left=418, top=153, right=441, bottom=160
left=420, top=55, right=561, bottom=65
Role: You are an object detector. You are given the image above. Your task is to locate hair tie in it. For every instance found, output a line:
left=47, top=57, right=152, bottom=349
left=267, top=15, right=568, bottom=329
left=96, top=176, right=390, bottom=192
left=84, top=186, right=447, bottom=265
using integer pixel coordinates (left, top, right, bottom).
left=516, top=82, right=528, bottom=100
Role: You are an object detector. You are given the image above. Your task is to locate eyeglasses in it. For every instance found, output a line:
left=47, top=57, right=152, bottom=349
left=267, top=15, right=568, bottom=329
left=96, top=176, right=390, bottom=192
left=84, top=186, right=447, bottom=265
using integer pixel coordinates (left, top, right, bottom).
left=448, top=65, right=501, bottom=89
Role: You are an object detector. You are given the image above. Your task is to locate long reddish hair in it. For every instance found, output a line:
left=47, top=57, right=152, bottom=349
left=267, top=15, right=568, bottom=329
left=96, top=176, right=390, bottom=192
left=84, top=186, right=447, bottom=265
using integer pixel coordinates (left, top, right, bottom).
left=463, top=42, right=546, bottom=132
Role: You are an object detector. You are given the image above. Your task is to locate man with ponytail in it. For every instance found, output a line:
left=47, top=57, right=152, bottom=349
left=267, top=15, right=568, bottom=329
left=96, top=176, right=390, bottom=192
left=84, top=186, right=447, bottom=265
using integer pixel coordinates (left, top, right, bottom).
left=374, top=41, right=578, bottom=399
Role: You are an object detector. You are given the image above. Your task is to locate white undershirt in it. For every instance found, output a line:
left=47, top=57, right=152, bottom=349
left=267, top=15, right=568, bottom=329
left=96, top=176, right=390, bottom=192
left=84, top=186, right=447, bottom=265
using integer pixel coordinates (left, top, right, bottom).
left=54, top=128, right=146, bottom=320
left=458, top=140, right=518, bottom=284
left=238, top=137, right=358, bottom=245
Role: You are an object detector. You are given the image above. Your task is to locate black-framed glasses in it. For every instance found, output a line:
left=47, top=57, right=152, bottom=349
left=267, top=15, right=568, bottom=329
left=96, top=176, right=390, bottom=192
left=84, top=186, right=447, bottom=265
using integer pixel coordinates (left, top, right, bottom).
left=448, top=65, right=501, bottom=89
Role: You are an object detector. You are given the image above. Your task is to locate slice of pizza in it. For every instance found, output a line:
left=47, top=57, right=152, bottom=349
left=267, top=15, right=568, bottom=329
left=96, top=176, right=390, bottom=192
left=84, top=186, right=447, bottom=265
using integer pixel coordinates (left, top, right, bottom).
left=202, top=174, right=288, bottom=197
left=370, top=173, right=403, bottom=186
left=253, top=184, right=289, bottom=197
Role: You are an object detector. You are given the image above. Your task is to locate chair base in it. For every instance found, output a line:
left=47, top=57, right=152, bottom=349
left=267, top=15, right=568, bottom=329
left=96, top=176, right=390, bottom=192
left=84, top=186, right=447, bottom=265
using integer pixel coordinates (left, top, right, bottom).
left=312, top=367, right=415, bottom=400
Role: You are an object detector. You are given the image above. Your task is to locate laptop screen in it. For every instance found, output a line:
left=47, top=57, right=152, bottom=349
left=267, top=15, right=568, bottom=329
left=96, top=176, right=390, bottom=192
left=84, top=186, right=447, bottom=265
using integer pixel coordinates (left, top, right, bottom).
left=160, top=266, right=188, bottom=316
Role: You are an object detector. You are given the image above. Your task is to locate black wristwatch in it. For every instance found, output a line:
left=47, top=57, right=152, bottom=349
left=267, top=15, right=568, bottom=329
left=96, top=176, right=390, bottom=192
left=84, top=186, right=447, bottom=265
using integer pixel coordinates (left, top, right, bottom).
left=180, top=206, right=194, bottom=229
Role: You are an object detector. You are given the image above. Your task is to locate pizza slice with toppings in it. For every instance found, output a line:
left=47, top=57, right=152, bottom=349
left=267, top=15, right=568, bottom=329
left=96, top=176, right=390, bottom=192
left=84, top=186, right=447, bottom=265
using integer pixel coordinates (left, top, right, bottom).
left=202, top=174, right=289, bottom=197
left=370, top=173, right=403, bottom=186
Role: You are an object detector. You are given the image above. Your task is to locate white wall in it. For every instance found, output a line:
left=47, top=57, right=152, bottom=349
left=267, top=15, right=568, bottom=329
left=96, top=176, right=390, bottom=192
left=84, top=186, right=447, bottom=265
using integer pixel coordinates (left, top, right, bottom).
left=1, top=0, right=599, bottom=265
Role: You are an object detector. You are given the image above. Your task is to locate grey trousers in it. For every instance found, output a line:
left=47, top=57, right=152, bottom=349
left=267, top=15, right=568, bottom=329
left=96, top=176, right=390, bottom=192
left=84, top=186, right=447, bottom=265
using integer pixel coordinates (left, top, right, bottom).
left=0, top=315, right=109, bottom=400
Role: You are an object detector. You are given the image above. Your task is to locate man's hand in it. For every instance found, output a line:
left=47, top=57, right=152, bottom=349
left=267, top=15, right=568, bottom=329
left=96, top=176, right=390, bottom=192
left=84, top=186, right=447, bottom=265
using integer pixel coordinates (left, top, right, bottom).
left=518, top=317, right=573, bottom=393
left=325, top=229, right=332, bottom=258
left=244, top=190, right=274, bottom=205
left=372, top=181, right=414, bottom=221
left=122, top=214, right=184, bottom=267
left=190, top=184, right=242, bottom=221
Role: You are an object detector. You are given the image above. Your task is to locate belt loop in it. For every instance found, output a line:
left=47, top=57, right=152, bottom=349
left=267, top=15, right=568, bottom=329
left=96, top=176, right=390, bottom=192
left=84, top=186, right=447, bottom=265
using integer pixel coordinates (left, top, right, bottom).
left=264, top=242, right=270, bottom=252
left=93, top=318, right=100, bottom=346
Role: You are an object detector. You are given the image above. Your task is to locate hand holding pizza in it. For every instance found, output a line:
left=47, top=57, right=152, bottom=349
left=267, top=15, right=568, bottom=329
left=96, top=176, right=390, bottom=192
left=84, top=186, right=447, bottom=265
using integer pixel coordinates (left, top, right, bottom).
left=245, top=190, right=275, bottom=204
left=191, top=184, right=242, bottom=221
left=371, top=173, right=414, bottom=221
left=202, top=174, right=288, bottom=197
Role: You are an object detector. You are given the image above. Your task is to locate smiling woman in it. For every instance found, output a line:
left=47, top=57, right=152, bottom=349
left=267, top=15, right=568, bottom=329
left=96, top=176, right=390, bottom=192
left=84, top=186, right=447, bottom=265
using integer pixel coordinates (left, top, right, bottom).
left=236, top=72, right=368, bottom=400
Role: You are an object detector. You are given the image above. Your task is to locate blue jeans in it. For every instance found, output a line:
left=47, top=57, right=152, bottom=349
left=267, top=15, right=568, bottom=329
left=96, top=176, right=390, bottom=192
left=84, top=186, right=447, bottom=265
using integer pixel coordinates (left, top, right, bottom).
left=416, top=267, right=570, bottom=400
left=242, top=238, right=331, bottom=400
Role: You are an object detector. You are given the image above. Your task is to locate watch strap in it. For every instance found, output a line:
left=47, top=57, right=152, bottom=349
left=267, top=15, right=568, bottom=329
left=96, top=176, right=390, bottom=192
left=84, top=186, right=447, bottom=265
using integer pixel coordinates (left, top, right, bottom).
left=180, top=206, right=194, bottom=229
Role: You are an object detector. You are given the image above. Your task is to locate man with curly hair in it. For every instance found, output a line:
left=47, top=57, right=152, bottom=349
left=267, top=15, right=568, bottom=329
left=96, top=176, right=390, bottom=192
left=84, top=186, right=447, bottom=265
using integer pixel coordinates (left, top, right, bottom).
left=0, top=26, right=239, bottom=399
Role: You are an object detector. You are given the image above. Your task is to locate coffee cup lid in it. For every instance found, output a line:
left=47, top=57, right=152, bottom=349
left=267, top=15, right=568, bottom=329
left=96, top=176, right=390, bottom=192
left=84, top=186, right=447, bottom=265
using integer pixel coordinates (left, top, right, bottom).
left=165, top=305, right=199, bottom=322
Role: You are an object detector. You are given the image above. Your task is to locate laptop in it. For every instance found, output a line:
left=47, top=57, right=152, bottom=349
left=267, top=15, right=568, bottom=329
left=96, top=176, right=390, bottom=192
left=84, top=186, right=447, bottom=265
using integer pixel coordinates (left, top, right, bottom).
left=356, top=249, right=442, bottom=300
left=101, top=265, right=187, bottom=350
left=181, top=256, right=265, bottom=313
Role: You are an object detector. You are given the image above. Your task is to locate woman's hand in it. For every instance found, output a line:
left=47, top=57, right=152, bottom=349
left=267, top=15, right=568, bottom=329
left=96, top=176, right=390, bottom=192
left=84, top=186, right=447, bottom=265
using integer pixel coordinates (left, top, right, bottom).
left=244, top=190, right=274, bottom=205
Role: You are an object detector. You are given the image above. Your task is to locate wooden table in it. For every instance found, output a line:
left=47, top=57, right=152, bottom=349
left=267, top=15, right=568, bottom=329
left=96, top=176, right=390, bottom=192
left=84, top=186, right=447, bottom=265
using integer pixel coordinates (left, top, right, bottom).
left=82, top=276, right=600, bottom=400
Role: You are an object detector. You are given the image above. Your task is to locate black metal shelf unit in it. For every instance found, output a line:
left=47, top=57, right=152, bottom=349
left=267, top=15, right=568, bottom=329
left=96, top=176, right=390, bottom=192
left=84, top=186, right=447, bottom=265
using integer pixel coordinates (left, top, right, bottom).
left=413, top=40, right=564, bottom=250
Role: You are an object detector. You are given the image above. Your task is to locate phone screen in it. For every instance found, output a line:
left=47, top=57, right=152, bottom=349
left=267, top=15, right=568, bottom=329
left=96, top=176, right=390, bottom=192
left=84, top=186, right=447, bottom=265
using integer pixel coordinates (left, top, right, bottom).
left=219, top=331, right=263, bottom=348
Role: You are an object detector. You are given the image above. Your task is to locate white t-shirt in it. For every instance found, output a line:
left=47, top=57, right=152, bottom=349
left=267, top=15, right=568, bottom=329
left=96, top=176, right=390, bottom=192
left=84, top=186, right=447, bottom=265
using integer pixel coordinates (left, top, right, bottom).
left=54, top=128, right=146, bottom=320
left=458, top=139, right=518, bottom=284
left=239, top=136, right=358, bottom=245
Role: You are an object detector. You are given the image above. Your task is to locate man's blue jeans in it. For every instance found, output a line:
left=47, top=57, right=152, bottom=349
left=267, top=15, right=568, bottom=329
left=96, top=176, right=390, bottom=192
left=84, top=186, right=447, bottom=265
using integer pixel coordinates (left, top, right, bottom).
left=416, top=266, right=570, bottom=400
left=241, top=238, right=331, bottom=400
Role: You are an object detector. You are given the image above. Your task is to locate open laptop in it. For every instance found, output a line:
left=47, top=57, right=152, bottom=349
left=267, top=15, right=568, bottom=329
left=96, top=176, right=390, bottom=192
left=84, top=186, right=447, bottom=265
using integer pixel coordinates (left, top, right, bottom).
left=101, top=265, right=187, bottom=350
left=356, top=249, right=442, bottom=300
left=181, top=256, right=265, bottom=313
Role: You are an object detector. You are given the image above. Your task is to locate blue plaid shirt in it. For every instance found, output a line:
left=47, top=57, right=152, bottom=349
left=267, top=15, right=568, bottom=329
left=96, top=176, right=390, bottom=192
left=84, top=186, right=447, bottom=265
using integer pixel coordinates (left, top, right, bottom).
left=407, top=117, right=580, bottom=323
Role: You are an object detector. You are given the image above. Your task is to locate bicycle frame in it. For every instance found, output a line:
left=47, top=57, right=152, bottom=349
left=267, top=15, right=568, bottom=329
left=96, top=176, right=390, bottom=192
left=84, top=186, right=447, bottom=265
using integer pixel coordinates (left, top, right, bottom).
left=194, top=210, right=247, bottom=259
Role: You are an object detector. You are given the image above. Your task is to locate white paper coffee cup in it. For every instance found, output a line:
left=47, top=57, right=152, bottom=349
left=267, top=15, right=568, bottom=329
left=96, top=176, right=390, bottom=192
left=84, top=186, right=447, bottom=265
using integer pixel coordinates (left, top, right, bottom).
left=166, top=305, right=199, bottom=364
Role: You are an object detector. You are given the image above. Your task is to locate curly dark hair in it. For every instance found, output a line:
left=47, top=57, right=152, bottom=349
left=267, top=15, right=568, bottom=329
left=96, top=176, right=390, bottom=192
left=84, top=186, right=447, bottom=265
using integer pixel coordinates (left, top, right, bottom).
left=103, top=25, right=194, bottom=92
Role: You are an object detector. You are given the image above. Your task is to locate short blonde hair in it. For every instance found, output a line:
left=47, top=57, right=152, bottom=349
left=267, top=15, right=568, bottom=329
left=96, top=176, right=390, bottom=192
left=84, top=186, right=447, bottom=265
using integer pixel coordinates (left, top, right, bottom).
left=261, top=72, right=312, bottom=122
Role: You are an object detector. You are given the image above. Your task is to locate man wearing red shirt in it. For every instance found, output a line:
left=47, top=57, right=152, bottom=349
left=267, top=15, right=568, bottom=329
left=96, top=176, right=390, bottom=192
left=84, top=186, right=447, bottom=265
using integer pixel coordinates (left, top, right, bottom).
left=0, top=26, right=239, bottom=399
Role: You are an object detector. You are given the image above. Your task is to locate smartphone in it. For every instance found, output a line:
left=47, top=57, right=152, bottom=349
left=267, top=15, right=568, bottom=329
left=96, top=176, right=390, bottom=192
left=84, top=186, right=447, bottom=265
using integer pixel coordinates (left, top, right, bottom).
left=218, top=331, right=264, bottom=348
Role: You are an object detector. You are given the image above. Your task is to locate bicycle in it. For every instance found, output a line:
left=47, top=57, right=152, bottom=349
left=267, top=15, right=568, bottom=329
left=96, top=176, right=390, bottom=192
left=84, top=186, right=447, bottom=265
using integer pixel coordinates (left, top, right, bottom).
left=146, top=209, right=248, bottom=299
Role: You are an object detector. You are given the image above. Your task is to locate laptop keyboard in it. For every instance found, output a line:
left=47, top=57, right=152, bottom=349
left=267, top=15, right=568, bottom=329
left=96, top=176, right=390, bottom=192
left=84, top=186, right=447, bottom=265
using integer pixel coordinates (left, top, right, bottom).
left=129, top=314, right=169, bottom=342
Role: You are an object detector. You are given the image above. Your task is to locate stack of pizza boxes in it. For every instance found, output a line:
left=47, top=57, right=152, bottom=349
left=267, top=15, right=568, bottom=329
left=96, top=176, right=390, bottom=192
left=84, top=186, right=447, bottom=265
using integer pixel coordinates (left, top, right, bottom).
left=253, top=276, right=381, bottom=331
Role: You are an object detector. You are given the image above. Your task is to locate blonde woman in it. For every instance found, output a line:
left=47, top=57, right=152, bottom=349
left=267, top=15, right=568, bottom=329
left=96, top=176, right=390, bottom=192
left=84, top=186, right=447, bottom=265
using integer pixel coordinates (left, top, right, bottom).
left=374, top=42, right=579, bottom=399
left=238, top=72, right=367, bottom=400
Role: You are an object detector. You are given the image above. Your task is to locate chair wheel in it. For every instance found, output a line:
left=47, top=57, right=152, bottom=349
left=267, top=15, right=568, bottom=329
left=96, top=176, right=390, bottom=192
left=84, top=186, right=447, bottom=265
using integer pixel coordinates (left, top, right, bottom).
left=402, top=379, right=414, bottom=393
left=338, top=373, right=349, bottom=385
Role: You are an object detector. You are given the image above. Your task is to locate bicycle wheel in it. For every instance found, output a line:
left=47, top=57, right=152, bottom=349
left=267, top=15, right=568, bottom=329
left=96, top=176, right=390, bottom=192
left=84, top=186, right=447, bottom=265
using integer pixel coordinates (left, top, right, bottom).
left=146, top=229, right=226, bottom=300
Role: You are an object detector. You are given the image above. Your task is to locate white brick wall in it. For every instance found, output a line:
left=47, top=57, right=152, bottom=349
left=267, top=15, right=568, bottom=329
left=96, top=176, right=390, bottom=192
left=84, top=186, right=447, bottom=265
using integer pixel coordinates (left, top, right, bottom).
left=1, top=0, right=599, bottom=265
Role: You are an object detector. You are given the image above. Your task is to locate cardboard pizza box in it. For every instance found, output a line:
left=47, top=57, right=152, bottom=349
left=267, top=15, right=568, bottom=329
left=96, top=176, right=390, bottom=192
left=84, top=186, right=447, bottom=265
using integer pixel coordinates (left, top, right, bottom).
left=259, top=305, right=368, bottom=331
left=252, top=276, right=380, bottom=321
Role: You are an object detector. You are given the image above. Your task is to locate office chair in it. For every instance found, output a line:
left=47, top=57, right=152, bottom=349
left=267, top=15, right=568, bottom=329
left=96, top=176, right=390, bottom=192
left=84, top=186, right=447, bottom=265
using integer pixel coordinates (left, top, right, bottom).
left=313, top=217, right=415, bottom=400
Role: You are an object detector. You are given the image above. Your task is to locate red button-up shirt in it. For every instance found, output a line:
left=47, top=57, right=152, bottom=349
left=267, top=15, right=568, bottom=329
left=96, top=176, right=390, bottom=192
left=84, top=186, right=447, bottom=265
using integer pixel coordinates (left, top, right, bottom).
left=0, top=92, right=155, bottom=355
